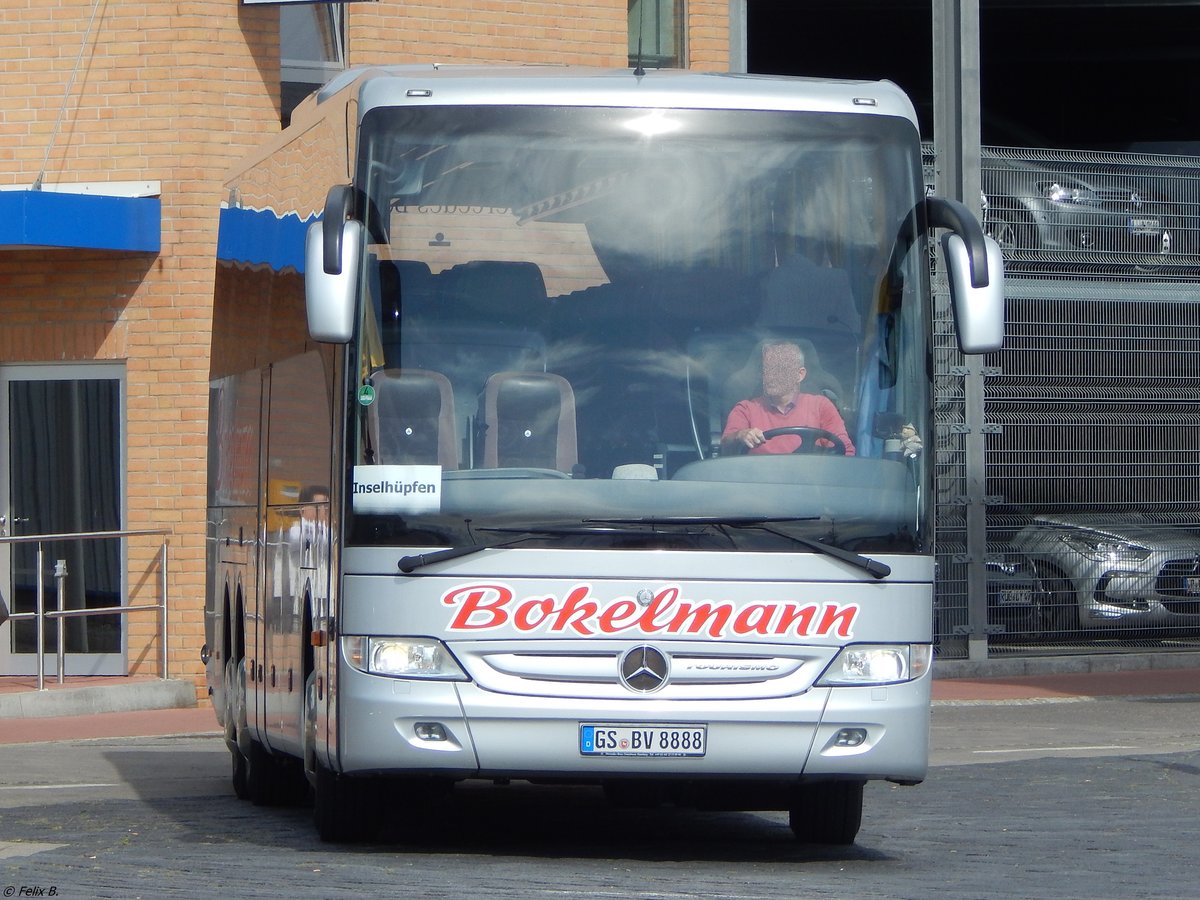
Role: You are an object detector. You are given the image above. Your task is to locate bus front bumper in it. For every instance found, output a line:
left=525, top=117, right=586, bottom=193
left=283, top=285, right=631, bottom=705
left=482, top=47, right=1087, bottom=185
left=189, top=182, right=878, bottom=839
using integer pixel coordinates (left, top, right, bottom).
left=332, top=665, right=930, bottom=785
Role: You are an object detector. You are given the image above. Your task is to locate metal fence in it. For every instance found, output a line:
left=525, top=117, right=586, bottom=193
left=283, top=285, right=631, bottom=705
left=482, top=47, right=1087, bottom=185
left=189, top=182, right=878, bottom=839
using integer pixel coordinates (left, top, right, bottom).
left=0, top=529, right=171, bottom=688
left=981, top=146, right=1200, bottom=279
left=932, top=146, right=1200, bottom=659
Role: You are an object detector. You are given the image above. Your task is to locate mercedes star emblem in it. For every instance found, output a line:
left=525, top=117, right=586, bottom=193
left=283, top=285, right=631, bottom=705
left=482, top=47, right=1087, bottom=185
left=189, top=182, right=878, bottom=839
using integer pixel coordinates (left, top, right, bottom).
left=619, top=645, right=670, bottom=693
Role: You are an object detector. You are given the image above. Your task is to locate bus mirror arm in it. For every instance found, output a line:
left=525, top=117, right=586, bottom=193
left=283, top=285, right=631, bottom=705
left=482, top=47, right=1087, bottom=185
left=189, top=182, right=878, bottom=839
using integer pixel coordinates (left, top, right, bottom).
left=926, top=196, right=1006, bottom=355
left=305, top=184, right=362, bottom=343
left=925, top=196, right=988, bottom=288
left=322, top=185, right=355, bottom=275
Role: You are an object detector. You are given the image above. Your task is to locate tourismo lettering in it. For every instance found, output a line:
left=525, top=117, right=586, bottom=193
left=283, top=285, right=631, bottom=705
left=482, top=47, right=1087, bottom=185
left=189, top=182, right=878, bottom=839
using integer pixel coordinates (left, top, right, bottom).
left=441, top=583, right=858, bottom=640
left=352, top=480, right=437, bottom=496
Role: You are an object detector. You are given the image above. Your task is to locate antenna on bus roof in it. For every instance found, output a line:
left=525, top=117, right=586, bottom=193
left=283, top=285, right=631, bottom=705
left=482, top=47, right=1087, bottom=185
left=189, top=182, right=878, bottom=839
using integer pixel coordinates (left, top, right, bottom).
left=632, top=0, right=646, bottom=76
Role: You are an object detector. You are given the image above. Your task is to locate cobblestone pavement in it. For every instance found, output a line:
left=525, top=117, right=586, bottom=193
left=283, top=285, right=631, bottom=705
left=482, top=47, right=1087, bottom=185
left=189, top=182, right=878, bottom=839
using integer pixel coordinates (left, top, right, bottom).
left=1, top=694, right=1199, bottom=900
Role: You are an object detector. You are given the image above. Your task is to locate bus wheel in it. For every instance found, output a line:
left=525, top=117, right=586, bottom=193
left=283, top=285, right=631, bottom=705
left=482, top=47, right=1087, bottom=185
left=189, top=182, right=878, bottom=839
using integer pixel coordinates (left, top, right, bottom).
left=788, top=781, right=864, bottom=845
left=313, top=764, right=379, bottom=843
left=246, top=740, right=277, bottom=806
left=231, top=747, right=249, bottom=801
left=224, top=658, right=249, bottom=800
left=246, top=740, right=305, bottom=807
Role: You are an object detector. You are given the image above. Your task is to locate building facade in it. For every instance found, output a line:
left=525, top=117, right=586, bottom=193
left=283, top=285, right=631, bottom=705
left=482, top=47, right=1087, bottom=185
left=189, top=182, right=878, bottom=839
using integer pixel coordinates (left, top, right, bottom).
left=4, top=1, right=1198, bottom=691
left=0, top=0, right=728, bottom=691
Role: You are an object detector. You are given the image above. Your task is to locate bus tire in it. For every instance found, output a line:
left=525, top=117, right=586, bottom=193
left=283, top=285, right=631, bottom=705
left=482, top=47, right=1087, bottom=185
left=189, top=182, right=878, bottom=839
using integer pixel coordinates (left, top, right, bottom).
left=302, top=668, right=319, bottom=781
left=313, top=764, right=379, bottom=843
left=223, top=658, right=249, bottom=801
left=246, top=740, right=279, bottom=806
left=230, top=746, right=249, bottom=801
left=246, top=740, right=307, bottom=807
left=788, top=781, right=864, bottom=845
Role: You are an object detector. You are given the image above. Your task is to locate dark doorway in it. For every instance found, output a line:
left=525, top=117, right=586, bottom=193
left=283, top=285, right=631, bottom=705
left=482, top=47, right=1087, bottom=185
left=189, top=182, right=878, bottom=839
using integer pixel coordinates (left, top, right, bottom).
left=2, top=368, right=124, bottom=674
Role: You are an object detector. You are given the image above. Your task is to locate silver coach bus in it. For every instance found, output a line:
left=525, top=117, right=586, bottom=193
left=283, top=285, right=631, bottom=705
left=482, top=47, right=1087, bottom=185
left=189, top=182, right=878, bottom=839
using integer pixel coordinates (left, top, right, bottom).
left=204, top=66, right=1003, bottom=844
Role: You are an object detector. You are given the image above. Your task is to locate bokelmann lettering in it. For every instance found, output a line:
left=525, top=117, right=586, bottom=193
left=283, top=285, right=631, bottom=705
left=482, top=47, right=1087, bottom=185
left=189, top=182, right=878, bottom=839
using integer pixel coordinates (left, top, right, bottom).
left=441, top=583, right=858, bottom=640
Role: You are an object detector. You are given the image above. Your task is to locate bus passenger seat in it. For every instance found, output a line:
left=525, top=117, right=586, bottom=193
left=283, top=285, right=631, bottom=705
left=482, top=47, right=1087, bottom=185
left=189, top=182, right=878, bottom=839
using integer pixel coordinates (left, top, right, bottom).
left=481, top=372, right=577, bottom=473
left=439, top=260, right=550, bottom=327
left=367, top=368, right=458, bottom=469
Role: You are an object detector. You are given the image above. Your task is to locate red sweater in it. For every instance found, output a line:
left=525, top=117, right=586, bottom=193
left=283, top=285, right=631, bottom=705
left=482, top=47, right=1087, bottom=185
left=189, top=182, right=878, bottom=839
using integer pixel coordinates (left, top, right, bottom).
left=722, top=393, right=856, bottom=456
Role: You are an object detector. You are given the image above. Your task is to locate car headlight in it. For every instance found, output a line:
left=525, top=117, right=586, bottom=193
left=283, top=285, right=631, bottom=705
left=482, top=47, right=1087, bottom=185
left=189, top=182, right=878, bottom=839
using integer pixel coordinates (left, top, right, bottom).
left=342, top=636, right=468, bottom=680
left=1057, top=530, right=1152, bottom=563
left=816, top=644, right=931, bottom=686
left=1039, top=181, right=1099, bottom=206
left=987, top=555, right=1030, bottom=577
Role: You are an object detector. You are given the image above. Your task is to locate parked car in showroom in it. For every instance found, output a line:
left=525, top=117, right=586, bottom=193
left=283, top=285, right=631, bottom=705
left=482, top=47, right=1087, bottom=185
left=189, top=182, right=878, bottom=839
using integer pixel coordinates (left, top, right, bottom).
left=932, top=555, right=1060, bottom=643
left=1009, top=513, right=1200, bottom=636
left=984, top=555, right=1055, bottom=641
left=980, top=152, right=1195, bottom=272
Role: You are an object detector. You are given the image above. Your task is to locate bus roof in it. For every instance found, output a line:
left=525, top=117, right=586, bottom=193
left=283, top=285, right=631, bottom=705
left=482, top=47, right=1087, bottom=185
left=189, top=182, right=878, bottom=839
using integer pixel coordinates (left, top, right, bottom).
left=313, top=65, right=919, bottom=130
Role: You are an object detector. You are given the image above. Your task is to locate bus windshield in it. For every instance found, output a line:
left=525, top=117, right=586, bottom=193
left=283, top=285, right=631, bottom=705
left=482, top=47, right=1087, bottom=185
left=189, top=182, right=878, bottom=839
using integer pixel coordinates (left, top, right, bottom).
left=347, top=104, right=931, bottom=554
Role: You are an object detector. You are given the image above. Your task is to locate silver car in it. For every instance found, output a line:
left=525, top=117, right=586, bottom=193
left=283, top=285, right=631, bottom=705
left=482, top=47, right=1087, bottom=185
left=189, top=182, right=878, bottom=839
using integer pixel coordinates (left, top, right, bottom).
left=980, top=155, right=1193, bottom=272
left=1009, top=513, right=1200, bottom=635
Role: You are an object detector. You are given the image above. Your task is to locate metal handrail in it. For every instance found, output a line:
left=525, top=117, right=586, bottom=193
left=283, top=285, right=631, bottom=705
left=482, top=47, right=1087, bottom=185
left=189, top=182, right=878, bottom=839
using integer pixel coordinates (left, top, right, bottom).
left=0, top=528, right=170, bottom=690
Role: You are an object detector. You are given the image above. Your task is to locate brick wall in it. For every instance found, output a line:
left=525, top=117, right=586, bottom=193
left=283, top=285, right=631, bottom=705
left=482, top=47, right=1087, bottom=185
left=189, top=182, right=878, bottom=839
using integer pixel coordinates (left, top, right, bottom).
left=346, top=1, right=629, bottom=68
left=0, top=0, right=733, bottom=696
left=0, top=0, right=280, bottom=689
left=346, top=0, right=730, bottom=71
left=688, top=0, right=732, bottom=71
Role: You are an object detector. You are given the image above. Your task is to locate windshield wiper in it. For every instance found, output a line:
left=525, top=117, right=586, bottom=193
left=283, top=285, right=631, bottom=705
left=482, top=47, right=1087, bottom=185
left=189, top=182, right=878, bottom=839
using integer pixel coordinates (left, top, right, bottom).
left=584, top=515, right=819, bottom=527
left=398, top=537, right=530, bottom=573
left=586, top=516, right=890, bottom=579
left=399, top=517, right=889, bottom=580
left=754, top=523, right=890, bottom=580
left=398, top=523, right=617, bottom=573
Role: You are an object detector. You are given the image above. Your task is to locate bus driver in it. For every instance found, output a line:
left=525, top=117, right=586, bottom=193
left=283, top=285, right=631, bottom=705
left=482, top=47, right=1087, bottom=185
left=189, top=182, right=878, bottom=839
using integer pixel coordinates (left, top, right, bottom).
left=720, top=341, right=856, bottom=456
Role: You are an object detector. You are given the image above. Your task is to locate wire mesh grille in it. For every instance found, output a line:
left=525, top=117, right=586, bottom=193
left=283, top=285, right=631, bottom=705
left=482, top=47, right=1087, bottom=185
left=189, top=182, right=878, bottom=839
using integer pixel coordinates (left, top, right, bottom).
left=931, top=145, right=1200, bottom=658
left=982, top=146, right=1200, bottom=280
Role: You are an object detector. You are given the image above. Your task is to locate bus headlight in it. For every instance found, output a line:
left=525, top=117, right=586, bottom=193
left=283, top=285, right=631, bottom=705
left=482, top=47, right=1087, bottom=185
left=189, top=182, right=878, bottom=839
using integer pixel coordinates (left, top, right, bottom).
left=816, top=644, right=931, bottom=686
left=342, top=636, right=468, bottom=680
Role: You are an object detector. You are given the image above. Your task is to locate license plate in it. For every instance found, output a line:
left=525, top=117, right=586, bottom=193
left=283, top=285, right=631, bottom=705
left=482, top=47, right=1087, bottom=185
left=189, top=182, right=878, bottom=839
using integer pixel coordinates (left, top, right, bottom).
left=580, top=723, right=707, bottom=758
left=1129, top=217, right=1161, bottom=235
left=999, top=588, right=1033, bottom=606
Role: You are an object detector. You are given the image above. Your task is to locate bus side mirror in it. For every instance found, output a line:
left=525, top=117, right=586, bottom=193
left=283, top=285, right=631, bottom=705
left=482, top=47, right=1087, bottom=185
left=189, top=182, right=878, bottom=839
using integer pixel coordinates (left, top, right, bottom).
left=942, top=232, right=1005, bottom=355
left=304, top=216, right=362, bottom=344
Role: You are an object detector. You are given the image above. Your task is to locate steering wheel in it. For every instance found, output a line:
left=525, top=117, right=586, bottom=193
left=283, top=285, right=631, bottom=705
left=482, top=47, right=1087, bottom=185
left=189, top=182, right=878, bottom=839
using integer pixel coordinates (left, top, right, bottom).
left=760, top=426, right=848, bottom=456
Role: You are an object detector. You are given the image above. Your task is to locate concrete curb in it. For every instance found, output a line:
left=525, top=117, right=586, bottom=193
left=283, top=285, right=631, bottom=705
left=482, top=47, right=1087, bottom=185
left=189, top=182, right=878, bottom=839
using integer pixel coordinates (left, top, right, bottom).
left=933, top=650, right=1200, bottom=680
left=0, top=679, right=197, bottom=719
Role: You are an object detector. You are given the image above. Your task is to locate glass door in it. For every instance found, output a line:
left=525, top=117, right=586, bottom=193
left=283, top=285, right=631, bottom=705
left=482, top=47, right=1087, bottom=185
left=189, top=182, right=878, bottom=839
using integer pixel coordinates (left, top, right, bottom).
left=0, top=364, right=126, bottom=675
